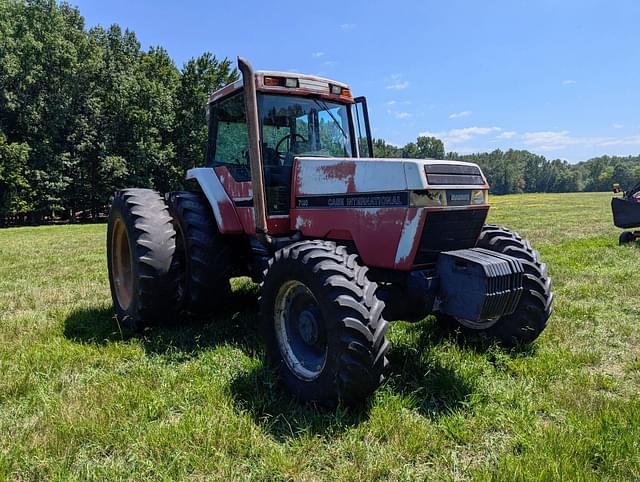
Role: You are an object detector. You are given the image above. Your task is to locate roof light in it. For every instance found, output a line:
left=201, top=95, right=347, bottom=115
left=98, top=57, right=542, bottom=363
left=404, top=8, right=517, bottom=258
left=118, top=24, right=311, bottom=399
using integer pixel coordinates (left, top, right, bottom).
left=264, top=76, right=299, bottom=88
left=330, top=84, right=342, bottom=95
left=264, top=76, right=284, bottom=86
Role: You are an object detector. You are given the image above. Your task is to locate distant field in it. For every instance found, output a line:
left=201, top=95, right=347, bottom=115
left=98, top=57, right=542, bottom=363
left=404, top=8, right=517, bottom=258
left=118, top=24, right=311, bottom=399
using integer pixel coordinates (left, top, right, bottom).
left=1, top=192, right=639, bottom=480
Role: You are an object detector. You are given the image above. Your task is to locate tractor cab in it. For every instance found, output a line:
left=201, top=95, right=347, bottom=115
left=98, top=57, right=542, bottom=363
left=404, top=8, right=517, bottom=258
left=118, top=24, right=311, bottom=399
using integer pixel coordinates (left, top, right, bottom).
left=197, top=58, right=372, bottom=235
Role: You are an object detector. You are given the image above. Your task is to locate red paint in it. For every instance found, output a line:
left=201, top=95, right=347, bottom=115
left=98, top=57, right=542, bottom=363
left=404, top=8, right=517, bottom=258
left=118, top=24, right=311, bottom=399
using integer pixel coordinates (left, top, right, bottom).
left=214, top=166, right=253, bottom=200
left=267, top=217, right=290, bottom=233
left=210, top=195, right=242, bottom=235
left=325, top=229, right=353, bottom=240
left=291, top=207, right=406, bottom=269
left=236, top=207, right=256, bottom=234
left=319, top=162, right=357, bottom=193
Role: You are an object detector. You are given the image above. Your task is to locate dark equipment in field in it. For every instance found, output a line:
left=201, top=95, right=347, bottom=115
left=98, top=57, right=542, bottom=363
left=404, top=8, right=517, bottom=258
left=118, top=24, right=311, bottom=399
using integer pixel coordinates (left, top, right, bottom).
left=106, top=58, right=553, bottom=407
left=612, top=181, right=640, bottom=244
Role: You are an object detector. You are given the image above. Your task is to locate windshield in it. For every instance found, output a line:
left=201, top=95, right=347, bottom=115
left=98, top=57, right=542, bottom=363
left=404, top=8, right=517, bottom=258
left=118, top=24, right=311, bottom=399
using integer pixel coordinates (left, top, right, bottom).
left=257, top=94, right=354, bottom=215
left=258, top=94, right=353, bottom=164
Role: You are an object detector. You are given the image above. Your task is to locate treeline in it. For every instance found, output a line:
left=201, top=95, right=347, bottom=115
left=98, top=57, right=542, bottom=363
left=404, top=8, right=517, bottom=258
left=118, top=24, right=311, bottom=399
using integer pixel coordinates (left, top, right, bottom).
left=0, top=0, right=236, bottom=223
left=2, top=1, right=639, bottom=225
left=374, top=138, right=640, bottom=195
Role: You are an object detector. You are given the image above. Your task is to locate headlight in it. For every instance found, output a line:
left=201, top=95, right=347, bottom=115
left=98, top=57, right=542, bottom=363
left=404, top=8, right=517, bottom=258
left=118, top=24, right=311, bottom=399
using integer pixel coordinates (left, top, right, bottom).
left=471, top=190, right=487, bottom=205
left=410, top=190, right=445, bottom=207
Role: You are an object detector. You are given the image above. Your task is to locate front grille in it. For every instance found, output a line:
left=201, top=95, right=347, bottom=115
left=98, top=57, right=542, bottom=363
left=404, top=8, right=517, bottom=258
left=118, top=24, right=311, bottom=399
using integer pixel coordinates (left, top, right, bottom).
left=414, top=208, right=489, bottom=265
left=425, top=164, right=484, bottom=185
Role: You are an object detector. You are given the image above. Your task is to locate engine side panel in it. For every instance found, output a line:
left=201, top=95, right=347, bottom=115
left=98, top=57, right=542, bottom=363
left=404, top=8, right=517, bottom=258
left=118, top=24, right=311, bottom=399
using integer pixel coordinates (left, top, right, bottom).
left=290, top=158, right=489, bottom=270
left=291, top=158, right=414, bottom=269
left=292, top=206, right=407, bottom=268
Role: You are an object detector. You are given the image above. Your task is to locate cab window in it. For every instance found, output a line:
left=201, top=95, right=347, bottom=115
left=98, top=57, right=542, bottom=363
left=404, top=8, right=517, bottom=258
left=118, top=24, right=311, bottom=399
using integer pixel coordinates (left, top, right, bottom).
left=206, top=92, right=250, bottom=181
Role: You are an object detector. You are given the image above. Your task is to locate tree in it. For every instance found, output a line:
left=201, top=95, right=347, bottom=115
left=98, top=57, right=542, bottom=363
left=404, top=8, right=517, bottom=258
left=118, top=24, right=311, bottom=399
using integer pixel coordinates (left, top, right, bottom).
left=174, top=53, right=237, bottom=173
left=372, top=139, right=401, bottom=158
left=416, top=136, right=445, bottom=159
left=0, top=134, right=31, bottom=222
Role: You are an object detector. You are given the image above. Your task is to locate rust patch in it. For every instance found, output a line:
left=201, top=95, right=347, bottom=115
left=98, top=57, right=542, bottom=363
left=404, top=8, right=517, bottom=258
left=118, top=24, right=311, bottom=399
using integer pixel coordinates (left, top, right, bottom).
left=319, top=162, right=356, bottom=192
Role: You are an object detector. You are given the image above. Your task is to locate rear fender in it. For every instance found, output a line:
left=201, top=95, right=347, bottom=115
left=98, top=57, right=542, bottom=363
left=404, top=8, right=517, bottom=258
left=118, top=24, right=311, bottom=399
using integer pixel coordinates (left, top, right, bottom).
left=185, top=167, right=244, bottom=234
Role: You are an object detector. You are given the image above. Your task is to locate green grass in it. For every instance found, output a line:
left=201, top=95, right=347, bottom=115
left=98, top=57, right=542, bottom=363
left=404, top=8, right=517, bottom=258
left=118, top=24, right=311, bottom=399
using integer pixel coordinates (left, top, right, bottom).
left=1, top=192, right=640, bottom=480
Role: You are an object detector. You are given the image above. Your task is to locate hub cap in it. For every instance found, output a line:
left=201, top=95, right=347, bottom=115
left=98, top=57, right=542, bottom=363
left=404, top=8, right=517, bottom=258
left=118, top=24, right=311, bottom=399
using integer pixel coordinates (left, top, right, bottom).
left=274, top=280, right=328, bottom=381
left=111, top=218, right=133, bottom=310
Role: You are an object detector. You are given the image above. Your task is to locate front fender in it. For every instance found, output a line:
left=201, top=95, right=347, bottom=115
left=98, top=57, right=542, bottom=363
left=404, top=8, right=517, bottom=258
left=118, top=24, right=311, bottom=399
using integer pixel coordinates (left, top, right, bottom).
left=185, top=167, right=244, bottom=234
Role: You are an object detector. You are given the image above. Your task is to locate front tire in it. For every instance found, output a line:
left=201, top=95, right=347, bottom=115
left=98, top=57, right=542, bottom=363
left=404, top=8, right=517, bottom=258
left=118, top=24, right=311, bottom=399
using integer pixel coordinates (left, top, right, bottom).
left=441, top=224, right=553, bottom=346
left=260, top=240, right=389, bottom=406
left=107, top=189, right=180, bottom=331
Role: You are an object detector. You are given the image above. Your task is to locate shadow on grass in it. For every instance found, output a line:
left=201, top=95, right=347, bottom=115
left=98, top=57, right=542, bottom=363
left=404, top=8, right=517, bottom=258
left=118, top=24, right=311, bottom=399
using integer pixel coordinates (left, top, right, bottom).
left=383, top=318, right=476, bottom=418
left=64, top=291, right=538, bottom=438
left=383, top=317, right=538, bottom=418
left=229, top=364, right=370, bottom=441
left=63, top=282, right=262, bottom=360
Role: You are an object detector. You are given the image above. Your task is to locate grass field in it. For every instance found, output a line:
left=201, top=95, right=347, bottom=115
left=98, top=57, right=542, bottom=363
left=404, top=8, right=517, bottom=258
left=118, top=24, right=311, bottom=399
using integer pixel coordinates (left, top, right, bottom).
left=1, top=192, right=639, bottom=480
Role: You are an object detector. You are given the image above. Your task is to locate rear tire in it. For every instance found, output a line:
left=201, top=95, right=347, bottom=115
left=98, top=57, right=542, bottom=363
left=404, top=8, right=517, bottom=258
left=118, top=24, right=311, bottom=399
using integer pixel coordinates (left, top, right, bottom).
left=166, top=191, right=232, bottom=316
left=440, top=224, right=553, bottom=346
left=107, top=189, right=180, bottom=331
left=260, top=240, right=389, bottom=407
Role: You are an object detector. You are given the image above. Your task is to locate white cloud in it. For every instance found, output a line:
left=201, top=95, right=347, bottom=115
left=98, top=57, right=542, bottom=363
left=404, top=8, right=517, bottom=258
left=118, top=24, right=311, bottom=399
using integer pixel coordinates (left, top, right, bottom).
left=387, top=109, right=411, bottom=119
left=386, top=100, right=397, bottom=106
left=611, top=123, right=624, bottom=129
left=597, top=134, right=640, bottom=147
left=385, top=74, right=409, bottom=90
left=522, top=130, right=640, bottom=151
left=312, top=52, right=325, bottom=58
left=419, top=126, right=501, bottom=146
left=522, top=130, right=575, bottom=150
left=449, top=110, right=472, bottom=119
left=495, top=131, right=516, bottom=140
left=386, top=81, right=409, bottom=90
left=340, top=23, right=356, bottom=31
left=562, top=79, right=577, bottom=85
left=323, top=60, right=336, bottom=66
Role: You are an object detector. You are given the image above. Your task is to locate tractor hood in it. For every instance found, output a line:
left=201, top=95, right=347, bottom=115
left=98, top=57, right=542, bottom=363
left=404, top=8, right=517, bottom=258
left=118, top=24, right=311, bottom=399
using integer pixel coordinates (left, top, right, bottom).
left=290, top=157, right=491, bottom=271
left=292, top=157, right=489, bottom=197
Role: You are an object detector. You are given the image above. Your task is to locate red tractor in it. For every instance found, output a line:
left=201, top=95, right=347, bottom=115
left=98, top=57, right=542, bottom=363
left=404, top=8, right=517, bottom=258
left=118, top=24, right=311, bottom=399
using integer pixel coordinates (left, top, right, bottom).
left=107, top=58, right=553, bottom=406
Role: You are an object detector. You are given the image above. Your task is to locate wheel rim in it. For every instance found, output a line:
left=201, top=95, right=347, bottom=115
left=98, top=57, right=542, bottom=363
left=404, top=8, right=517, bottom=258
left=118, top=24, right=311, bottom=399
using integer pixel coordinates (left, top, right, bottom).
left=274, top=280, right=328, bottom=381
left=456, top=316, right=500, bottom=330
left=111, top=217, right=133, bottom=310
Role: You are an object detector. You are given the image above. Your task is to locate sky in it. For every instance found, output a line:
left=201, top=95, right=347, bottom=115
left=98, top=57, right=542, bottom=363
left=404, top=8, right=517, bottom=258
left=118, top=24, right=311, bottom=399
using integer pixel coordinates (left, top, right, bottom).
left=71, top=0, right=640, bottom=162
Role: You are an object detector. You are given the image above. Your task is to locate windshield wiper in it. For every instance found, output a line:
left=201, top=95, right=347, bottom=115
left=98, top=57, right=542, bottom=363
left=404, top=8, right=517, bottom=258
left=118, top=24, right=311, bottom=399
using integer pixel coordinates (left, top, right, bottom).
left=313, top=99, right=348, bottom=140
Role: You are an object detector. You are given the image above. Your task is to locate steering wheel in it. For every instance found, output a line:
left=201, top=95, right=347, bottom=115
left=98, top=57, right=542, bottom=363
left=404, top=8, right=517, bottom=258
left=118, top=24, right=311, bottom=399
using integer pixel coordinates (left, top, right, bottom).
left=275, top=133, right=307, bottom=161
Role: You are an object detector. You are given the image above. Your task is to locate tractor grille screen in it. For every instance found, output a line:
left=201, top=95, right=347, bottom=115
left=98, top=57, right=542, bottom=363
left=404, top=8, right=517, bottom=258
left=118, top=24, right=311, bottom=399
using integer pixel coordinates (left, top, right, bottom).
left=424, top=164, right=484, bottom=185
left=414, top=208, right=489, bottom=265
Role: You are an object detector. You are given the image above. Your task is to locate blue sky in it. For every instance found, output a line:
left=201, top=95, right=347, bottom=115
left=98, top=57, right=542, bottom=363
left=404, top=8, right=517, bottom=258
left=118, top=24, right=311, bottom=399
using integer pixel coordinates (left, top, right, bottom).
left=72, top=0, right=640, bottom=162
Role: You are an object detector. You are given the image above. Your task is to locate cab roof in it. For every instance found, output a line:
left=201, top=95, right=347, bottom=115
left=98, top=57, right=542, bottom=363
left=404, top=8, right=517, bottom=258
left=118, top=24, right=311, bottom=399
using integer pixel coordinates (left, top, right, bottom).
left=208, top=70, right=353, bottom=104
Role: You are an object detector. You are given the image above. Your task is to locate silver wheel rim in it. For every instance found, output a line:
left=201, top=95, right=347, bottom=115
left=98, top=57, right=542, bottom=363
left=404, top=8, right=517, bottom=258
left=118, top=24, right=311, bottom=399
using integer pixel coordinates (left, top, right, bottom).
left=274, top=280, right=328, bottom=381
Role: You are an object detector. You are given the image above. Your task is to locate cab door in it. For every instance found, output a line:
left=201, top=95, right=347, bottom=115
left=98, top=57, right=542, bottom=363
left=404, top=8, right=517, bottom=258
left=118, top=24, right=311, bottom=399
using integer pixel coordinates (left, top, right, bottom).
left=353, top=96, right=373, bottom=158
